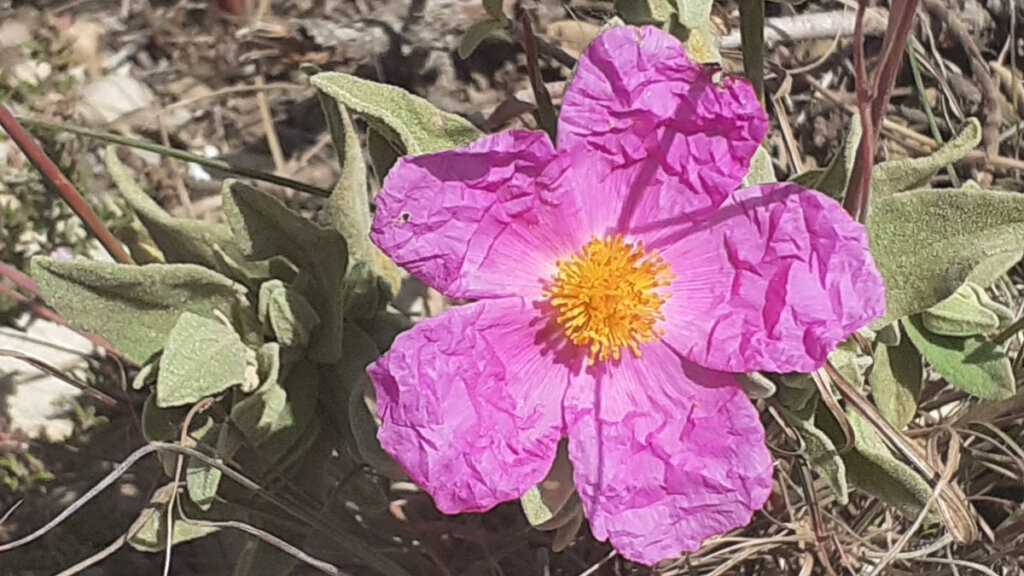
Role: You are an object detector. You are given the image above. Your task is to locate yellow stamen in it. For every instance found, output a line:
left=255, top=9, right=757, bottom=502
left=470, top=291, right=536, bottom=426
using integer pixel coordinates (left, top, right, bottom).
left=543, top=235, right=674, bottom=364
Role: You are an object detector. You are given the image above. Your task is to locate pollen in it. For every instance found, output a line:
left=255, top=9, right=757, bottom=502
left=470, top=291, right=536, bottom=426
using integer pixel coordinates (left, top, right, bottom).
left=544, top=235, right=674, bottom=364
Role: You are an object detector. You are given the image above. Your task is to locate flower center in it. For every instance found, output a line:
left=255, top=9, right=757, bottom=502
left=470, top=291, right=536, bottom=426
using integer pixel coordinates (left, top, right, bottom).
left=544, top=235, right=674, bottom=364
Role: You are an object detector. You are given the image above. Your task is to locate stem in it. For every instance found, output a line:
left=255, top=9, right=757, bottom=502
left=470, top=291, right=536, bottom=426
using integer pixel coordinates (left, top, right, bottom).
left=905, top=39, right=959, bottom=186
left=0, top=104, right=133, bottom=265
left=17, top=116, right=332, bottom=198
left=518, top=12, right=558, bottom=143
left=737, top=0, right=766, bottom=108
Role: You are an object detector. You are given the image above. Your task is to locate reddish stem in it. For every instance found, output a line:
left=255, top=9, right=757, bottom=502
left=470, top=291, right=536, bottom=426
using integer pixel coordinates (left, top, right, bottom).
left=0, top=104, right=133, bottom=265
left=0, top=260, right=40, bottom=297
left=843, top=0, right=921, bottom=223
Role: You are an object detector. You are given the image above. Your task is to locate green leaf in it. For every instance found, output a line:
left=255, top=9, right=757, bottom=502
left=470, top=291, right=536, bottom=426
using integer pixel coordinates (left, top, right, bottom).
left=258, top=280, right=320, bottom=349
left=675, top=0, right=712, bottom=29
left=482, top=0, right=505, bottom=20
left=870, top=336, right=922, bottom=429
left=459, top=18, right=505, bottom=59
left=875, top=322, right=902, bottom=346
left=186, top=420, right=224, bottom=511
left=828, top=336, right=873, bottom=391
left=223, top=181, right=347, bottom=363
left=219, top=348, right=319, bottom=474
left=133, top=361, right=158, bottom=390
left=105, top=147, right=242, bottom=270
left=318, top=103, right=402, bottom=313
left=520, top=442, right=580, bottom=529
left=866, top=187, right=1024, bottom=325
left=615, top=0, right=675, bottom=25
left=736, top=372, right=777, bottom=398
left=873, top=118, right=982, bottom=198
left=903, top=315, right=1015, bottom=400
left=341, top=324, right=406, bottom=479
left=310, top=72, right=481, bottom=156
left=778, top=405, right=848, bottom=505
left=921, top=281, right=1002, bottom=336
left=366, top=127, right=400, bottom=184
left=836, top=411, right=936, bottom=522
left=791, top=116, right=861, bottom=201
left=32, top=257, right=245, bottom=364
left=741, top=145, right=776, bottom=188
left=127, top=484, right=220, bottom=552
left=157, top=312, right=248, bottom=407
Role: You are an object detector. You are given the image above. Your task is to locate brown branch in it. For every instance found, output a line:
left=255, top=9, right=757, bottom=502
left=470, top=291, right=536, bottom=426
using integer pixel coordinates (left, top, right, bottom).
left=843, top=0, right=921, bottom=223
left=0, top=104, right=133, bottom=265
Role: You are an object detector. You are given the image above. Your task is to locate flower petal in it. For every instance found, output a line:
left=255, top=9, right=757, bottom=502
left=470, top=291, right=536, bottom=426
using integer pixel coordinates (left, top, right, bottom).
left=564, top=342, right=772, bottom=565
left=370, top=130, right=589, bottom=299
left=558, top=25, right=766, bottom=234
left=658, top=182, right=886, bottom=373
left=368, top=297, right=570, bottom=513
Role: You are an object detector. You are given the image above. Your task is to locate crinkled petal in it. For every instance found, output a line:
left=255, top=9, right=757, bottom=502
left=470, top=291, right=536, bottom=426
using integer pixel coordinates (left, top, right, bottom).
left=657, top=182, right=885, bottom=373
left=370, top=130, right=590, bottom=299
left=564, top=342, right=772, bottom=565
left=368, top=297, right=570, bottom=513
left=558, top=25, right=766, bottom=236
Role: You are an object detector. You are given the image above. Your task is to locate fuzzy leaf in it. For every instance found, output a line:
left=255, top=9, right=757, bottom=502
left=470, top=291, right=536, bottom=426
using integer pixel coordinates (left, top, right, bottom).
left=157, top=312, right=248, bottom=407
left=791, top=116, right=861, bottom=200
left=310, top=72, right=481, bottom=155
left=520, top=441, right=581, bottom=530
left=459, top=18, right=505, bottom=59
left=870, top=336, right=922, bottom=429
left=675, top=0, right=713, bottom=29
left=32, top=257, right=244, bottom=364
left=741, top=145, right=776, bottom=187
left=258, top=280, right=320, bottom=349
left=873, top=119, right=982, bottom=198
left=736, top=372, right=777, bottom=398
left=340, top=324, right=406, bottom=479
left=223, top=181, right=347, bottom=363
left=867, top=188, right=1024, bottom=326
left=615, top=0, right=675, bottom=24
left=839, top=411, right=937, bottom=522
left=105, top=148, right=240, bottom=269
left=186, top=420, right=224, bottom=511
left=922, top=282, right=1002, bottom=336
left=366, top=128, right=400, bottom=184
left=483, top=0, right=505, bottom=19
left=903, top=315, right=1015, bottom=400
left=127, top=484, right=220, bottom=552
left=778, top=405, right=848, bottom=505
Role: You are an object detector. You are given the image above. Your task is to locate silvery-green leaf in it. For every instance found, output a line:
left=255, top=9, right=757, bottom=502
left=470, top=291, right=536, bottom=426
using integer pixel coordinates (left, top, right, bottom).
left=675, top=0, right=712, bottom=28
left=133, top=361, right=158, bottom=390
left=778, top=404, right=848, bottom=504
left=741, top=145, right=776, bottom=188
left=903, top=315, right=1015, bottom=400
left=829, top=336, right=873, bottom=390
left=615, top=0, right=675, bottom=24
left=837, top=411, right=937, bottom=522
left=790, top=116, right=861, bottom=201
left=922, top=281, right=1002, bottom=336
left=873, top=118, right=982, bottom=197
left=186, top=421, right=223, bottom=511
left=521, top=441, right=578, bottom=529
left=867, top=187, right=1024, bottom=326
left=310, top=72, right=481, bottom=155
left=157, top=312, right=248, bottom=407
left=127, top=484, right=220, bottom=552
left=366, top=127, right=400, bottom=184
left=223, top=181, right=346, bottom=363
left=483, top=0, right=505, bottom=20
left=258, top=280, right=320, bottom=349
left=32, top=257, right=244, bottom=364
left=736, top=372, right=777, bottom=398
left=875, top=322, right=902, bottom=346
left=869, top=336, right=922, bottom=430
left=459, top=18, right=505, bottom=59
left=105, top=147, right=241, bottom=270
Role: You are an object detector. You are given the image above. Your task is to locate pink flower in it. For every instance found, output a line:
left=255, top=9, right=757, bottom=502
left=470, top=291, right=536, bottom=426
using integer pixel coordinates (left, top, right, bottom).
left=366, top=25, right=884, bottom=564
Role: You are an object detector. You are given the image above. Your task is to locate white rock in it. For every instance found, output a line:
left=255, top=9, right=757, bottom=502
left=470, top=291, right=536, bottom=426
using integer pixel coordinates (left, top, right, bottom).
left=1, top=316, right=95, bottom=442
left=77, top=73, right=156, bottom=125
